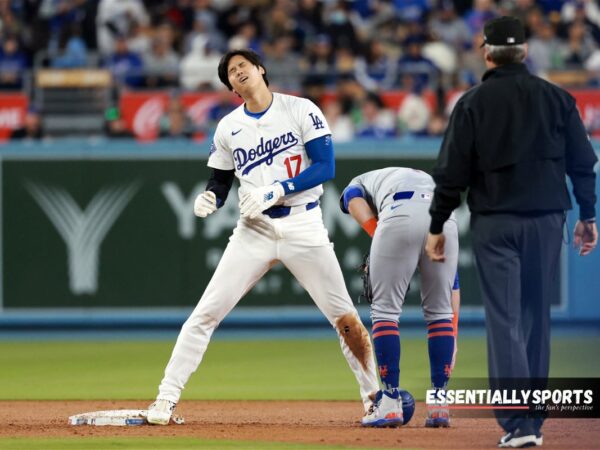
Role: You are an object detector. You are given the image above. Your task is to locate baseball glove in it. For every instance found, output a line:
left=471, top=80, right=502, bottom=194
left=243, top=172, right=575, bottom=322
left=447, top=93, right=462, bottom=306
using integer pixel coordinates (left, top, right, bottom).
left=358, top=251, right=373, bottom=304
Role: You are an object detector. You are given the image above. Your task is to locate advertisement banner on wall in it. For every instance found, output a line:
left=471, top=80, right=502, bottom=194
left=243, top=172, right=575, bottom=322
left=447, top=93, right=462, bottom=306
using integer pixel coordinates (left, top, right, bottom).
left=2, top=156, right=486, bottom=310
left=0, top=94, right=28, bottom=141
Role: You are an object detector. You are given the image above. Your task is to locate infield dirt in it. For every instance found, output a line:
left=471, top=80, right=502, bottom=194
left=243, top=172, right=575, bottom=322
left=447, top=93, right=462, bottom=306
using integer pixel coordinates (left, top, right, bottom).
left=1, top=400, right=598, bottom=449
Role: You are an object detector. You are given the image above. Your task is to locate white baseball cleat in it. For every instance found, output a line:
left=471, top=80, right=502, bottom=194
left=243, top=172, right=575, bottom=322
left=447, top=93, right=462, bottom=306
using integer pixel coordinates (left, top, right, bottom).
left=361, top=391, right=404, bottom=427
left=147, top=399, right=176, bottom=425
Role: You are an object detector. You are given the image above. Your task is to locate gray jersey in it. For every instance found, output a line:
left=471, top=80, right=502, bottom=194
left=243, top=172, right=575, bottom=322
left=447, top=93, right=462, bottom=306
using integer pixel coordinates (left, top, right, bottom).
left=346, top=167, right=435, bottom=220
left=342, top=167, right=458, bottom=323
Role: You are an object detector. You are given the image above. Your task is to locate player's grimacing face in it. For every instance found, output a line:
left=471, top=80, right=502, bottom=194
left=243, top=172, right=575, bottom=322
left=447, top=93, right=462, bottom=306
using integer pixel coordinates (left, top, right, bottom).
left=227, top=55, right=265, bottom=95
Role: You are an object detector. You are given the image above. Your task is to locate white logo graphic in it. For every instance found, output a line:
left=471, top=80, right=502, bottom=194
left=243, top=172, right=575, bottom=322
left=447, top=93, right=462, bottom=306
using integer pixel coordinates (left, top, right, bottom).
left=26, top=182, right=140, bottom=295
left=133, top=97, right=164, bottom=137
left=0, top=107, right=23, bottom=128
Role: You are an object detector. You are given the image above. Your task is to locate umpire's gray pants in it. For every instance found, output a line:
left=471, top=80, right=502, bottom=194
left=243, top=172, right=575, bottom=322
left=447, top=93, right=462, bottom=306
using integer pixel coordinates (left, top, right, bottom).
left=471, top=212, right=564, bottom=433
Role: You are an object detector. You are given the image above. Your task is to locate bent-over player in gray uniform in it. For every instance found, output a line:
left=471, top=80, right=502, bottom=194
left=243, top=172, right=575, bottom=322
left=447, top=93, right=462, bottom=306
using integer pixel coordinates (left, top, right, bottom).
left=340, top=167, right=460, bottom=428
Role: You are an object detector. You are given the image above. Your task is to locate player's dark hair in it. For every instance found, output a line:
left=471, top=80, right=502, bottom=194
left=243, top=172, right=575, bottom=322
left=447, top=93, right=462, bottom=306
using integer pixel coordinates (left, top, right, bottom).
left=217, top=49, right=269, bottom=91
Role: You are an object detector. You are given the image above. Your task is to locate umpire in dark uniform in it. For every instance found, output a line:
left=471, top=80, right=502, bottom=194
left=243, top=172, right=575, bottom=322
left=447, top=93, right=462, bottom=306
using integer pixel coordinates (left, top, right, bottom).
left=425, top=16, right=598, bottom=448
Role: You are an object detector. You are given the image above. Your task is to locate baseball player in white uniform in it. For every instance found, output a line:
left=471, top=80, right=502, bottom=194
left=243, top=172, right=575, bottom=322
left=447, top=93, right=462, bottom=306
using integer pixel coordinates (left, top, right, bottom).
left=147, top=49, right=379, bottom=425
left=340, top=167, right=460, bottom=428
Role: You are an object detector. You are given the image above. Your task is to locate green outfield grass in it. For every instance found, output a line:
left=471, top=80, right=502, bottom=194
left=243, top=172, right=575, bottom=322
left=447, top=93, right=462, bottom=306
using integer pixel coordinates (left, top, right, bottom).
left=0, top=336, right=598, bottom=401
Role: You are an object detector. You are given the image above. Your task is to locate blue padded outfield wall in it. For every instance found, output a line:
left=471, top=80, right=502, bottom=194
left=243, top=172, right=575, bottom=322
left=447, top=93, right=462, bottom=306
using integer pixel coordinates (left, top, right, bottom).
left=0, top=138, right=598, bottom=329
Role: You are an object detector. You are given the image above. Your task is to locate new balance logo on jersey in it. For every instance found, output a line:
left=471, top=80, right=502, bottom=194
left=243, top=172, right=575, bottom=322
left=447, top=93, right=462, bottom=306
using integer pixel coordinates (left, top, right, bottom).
left=309, top=113, right=324, bottom=130
left=233, top=132, right=299, bottom=176
left=264, top=191, right=274, bottom=201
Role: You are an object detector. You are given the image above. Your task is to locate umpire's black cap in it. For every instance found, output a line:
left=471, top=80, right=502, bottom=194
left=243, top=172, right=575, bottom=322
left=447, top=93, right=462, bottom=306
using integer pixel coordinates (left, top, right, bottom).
left=480, top=16, right=526, bottom=47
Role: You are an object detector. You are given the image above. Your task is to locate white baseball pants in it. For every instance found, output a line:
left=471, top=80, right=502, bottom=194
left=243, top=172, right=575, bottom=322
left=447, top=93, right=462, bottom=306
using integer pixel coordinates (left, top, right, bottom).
left=156, top=206, right=379, bottom=410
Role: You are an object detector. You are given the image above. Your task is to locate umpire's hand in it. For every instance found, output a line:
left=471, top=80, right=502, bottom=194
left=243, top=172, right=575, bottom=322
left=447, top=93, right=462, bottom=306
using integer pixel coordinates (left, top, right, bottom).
left=426, top=233, right=446, bottom=262
left=573, top=220, right=598, bottom=256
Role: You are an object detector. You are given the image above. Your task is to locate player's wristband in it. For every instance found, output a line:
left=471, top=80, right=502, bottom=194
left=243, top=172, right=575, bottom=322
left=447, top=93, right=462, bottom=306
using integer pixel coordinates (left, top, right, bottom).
left=361, top=218, right=378, bottom=237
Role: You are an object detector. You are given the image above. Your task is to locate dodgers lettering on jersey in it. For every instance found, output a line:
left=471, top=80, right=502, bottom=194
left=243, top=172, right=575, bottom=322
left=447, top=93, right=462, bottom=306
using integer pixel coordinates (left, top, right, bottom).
left=233, top=132, right=299, bottom=175
left=208, top=93, right=331, bottom=207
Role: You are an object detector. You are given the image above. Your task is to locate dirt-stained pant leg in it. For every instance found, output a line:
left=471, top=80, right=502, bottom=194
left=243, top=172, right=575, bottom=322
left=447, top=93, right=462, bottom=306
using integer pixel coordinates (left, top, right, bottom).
left=157, top=219, right=276, bottom=403
left=280, top=208, right=379, bottom=410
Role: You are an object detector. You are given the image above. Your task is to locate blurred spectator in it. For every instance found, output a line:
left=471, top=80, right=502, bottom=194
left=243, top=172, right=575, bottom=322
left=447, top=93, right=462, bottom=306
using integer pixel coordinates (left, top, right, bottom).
left=562, top=0, right=600, bottom=28
left=301, top=77, right=327, bottom=105
left=182, top=0, right=225, bottom=54
left=336, top=74, right=367, bottom=125
left=192, top=0, right=221, bottom=37
left=105, top=36, right=144, bottom=88
left=104, top=106, right=133, bottom=138
left=397, top=34, right=439, bottom=89
left=334, top=47, right=356, bottom=77
left=423, top=40, right=458, bottom=88
left=527, top=20, right=564, bottom=75
left=11, top=106, right=43, bottom=139
left=228, top=21, right=260, bottom=52
left=392, top=0, right=430, bottom=23
left=263, top=34, right=302, bottom=92
left=126, top=19, right=151, bottom=55
left=464, top=0, right=498, bottom=35
left=295, top=0, right=326, bottom=47
left=324, top=1, right=359, bottom=50
left=355, top=92, right=396, bottom=138
left=50, top=23, right=87, bottom=68
left=0, top=2, right=26, bottom=42
left=458, top=33, right=487, bottom=86
left=39, top=0, right=87, bottom=49
left=562, top=19, right=597, bottom=69
left=397, top=76, right=431, bottom=136
left=96, top=0, right=149, bottom=55
left=426, top=112, right=447, bottom=137
left=499, top=0, right=539, bottom=28
left=429, top=1, right=472, bottom=51
left=263, top=2, right=299, bottom=44
left=180, top=35, right=221, bottom=91
left=0, top=36, right=27, bottom=90
left=143, top=35, right=179, bottom=87
left=323, top=98, right=354, bottom=143
left=217, top=1, right=262, bottom=41
left=159, top=95, right=193, bottom=138
left=206, top=88, right=238, bottom=122
left=354, top=39, right=397, bottom=91
left=193, top=87, right=240, bottom=134
left=302, top=33, right=337, bottom=88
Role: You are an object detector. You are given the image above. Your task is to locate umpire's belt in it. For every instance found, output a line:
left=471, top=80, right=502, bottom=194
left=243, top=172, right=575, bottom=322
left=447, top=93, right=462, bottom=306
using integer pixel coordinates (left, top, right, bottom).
left=263, top=201, right=319, bottom=219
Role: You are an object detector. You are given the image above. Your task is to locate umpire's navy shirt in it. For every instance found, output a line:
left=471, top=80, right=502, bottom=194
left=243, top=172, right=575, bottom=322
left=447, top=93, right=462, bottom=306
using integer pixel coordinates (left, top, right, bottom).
left=429, top=63, right=598, bottom=234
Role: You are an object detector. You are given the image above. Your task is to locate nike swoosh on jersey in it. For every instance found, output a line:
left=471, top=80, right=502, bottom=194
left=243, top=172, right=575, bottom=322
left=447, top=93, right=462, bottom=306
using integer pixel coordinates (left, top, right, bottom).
left=232, top=129, right=242, bottom=136
left=390, top=204, right=403, bottom=210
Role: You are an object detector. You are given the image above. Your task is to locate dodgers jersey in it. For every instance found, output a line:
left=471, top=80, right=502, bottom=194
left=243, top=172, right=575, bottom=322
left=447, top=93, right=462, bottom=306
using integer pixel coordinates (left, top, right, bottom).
left=347, top=167, right=435, bottom=217
left=208, top=93, right=331, bottom=207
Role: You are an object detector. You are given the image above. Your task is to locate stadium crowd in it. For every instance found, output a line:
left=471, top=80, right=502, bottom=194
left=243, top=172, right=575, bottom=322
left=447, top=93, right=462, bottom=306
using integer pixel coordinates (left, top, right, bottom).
left=1, top=0, right=599, bottom=139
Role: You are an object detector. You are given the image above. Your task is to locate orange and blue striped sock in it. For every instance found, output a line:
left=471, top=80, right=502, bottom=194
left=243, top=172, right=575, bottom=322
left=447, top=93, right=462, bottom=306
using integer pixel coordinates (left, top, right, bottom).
left=427, top=319, right=454, bottom=389
left=372, top=320, right=400, bottom=396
